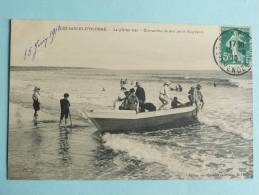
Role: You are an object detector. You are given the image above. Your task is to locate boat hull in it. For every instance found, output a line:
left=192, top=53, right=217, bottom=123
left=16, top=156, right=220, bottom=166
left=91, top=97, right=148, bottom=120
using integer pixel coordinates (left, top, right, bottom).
left=88, top=106, right=198, bottom=133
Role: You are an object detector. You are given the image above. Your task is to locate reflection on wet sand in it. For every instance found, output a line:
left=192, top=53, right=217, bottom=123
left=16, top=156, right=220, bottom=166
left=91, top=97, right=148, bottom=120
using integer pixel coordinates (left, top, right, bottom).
left=58, top=128, right=72, bottom=165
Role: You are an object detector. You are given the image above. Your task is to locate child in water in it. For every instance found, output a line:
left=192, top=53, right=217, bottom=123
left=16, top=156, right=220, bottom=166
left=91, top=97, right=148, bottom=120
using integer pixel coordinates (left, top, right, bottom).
left=32, top=86, right=40, bottom=125
left=59, top=93, right=71, bottom=127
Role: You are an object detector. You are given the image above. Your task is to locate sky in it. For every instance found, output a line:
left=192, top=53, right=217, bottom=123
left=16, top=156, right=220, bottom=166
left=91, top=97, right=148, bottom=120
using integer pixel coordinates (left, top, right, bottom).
left=10, top=20, right=220, bottom=70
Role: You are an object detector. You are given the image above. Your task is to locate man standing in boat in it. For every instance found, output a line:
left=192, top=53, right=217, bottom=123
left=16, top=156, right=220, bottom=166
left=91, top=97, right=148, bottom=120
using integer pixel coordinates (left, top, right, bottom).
left=135, top=82, right=146, bottom=112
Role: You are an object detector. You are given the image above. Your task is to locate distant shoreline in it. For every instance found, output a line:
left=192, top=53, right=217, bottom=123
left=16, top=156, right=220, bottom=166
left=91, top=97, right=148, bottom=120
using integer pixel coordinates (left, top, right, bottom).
left=10, top=66, right=98, bottom=71
left=10, top=65, right=222, bottom=72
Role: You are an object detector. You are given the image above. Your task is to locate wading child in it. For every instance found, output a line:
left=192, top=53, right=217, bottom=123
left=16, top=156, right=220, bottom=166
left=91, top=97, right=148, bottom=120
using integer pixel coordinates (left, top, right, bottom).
left=32, top=86, right=40, bottom=125
left=59, top=93, right=71, bottom=127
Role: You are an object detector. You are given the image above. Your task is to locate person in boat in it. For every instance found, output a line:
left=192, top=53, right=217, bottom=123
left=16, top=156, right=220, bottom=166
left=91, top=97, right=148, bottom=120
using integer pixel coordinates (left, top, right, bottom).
left=171, top=97, right=184, bottom=109
left=114, top=78, right=132, bottom=109
left=127, top=88, right=139, bottom=111
left=114, top=89, right=126, bottom=109
left=120, top=78, right=128, bottom=90
left=119, top=89, right=139, bottom=111
left=135, top=82, right=146, bottom=112
left=158, top=81, right=171, bottom=110
left=193, top=84, right=204, bottom=110
left=118, top=90, right=130, bottom=110
left=59, top=93, right=71, bottom=127
left=32, top=86, right=40, bottom=125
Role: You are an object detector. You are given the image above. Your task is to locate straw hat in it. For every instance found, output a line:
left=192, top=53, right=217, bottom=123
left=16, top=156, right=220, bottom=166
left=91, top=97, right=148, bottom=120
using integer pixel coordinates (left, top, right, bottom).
left=135, top=82, right=141, bottom=87
left=196, top=84, right=201, bottom=89
left=164, top=81, right=171, bottom=86
left=129, top=88, right=135, bottom=93
left=33, top=86, right=40, bottom=91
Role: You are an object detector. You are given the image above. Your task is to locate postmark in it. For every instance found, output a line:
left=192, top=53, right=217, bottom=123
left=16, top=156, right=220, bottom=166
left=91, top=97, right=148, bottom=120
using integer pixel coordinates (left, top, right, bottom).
left=213, top=27, right=252, bottom=76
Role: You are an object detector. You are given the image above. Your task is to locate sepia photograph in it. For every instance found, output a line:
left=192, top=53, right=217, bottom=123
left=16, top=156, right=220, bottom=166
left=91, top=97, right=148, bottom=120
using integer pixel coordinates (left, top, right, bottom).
left=8, top=20, right=253, bottom=179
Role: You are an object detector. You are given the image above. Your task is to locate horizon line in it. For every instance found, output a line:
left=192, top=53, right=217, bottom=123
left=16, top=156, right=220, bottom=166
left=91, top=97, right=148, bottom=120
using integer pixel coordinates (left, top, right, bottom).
left=10, top=65, right=220, bottom=71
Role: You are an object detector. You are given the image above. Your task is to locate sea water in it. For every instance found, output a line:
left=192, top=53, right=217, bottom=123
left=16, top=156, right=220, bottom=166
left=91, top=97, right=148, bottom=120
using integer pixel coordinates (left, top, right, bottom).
left=8, top=67, right=252, bottom=179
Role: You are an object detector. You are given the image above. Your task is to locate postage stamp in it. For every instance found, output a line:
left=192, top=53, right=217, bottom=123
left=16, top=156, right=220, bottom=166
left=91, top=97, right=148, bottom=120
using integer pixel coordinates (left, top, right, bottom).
left=213, top=27, right=252, bottom=76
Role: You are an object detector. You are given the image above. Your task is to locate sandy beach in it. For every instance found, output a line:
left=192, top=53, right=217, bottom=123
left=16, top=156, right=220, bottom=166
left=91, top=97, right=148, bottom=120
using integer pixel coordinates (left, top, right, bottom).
left=8, top=103, right=99, bottom=179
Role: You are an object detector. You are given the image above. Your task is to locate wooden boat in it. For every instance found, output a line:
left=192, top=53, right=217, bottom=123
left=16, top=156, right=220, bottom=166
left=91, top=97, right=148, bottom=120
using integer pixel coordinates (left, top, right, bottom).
left=87, top=105, right=198, bottom=133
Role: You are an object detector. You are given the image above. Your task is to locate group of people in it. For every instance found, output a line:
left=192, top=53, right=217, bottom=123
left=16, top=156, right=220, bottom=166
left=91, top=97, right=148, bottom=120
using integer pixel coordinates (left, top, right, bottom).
left=115, top=80, right=204, bottom=112
left=32, top=86, right=71, bottom=127
left=32, top=80, right=204, bottom=125
left=114, top=81, right=153, bottom=112
left=159, top=81, right=204, bottom=110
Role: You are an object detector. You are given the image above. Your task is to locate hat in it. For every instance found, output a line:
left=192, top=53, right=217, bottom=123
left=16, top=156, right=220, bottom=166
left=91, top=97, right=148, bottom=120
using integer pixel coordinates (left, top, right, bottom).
left=135, top=82, right=141, bottom=87
left=64, top=93, right=69, bottom=97
left=33, top=86, right=40, bottom=91
left=196, top=84, right=201, bottom=89
left=124, top=91, right=130, bottom=96
left=164, top=81, right=171, bottom=86
left=129, top=88, right=135, bottom=93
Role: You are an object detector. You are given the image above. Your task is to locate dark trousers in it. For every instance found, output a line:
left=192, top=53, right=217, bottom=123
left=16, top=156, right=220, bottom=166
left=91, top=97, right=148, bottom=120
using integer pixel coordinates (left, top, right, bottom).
left=139, top=101, right=145, bottom=112
left=60, top=112, right=69, bottom=120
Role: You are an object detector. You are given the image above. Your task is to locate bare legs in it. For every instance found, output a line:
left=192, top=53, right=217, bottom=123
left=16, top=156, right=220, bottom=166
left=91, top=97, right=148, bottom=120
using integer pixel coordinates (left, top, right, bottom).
left=33, top=111, right=38, bottom=125
left=158, top=96, right=169, bottom=110
left=59, top=118, right=67, bottom=127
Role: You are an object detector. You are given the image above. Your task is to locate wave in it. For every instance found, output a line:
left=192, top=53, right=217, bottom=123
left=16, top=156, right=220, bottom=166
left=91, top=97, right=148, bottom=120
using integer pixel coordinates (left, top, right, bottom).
left=147, top=76, right=240, bottom=87
left=198, top=111, right=252, bottom=140
left=229, top=79, right=252, bottom=89
left=102, top=133, right=201, bottom=178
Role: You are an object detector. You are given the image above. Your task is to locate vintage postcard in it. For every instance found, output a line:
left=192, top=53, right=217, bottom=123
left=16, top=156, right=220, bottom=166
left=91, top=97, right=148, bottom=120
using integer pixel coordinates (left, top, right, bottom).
left=8, top=20, right=253, bottom=179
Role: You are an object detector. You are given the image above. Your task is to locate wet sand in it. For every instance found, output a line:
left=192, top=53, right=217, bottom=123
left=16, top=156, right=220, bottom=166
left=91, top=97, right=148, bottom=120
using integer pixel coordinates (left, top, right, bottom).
left=8, top=103, right=99, bottom=179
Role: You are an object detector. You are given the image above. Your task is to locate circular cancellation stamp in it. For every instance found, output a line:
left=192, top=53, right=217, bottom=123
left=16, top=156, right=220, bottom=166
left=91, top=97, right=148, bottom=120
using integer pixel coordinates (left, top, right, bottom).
left=213, top=27, right=252, bottom=76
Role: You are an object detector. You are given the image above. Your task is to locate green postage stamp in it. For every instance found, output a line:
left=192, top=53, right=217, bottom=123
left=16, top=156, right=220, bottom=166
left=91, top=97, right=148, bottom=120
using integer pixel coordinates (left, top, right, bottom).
left=213, top=27, right=252, bottom=75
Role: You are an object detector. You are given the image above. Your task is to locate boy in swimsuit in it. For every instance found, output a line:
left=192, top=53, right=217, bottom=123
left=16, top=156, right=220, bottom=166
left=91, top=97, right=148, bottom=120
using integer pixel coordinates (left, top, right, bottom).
left=59, top=93, right=71, bottom=127
left=32, top=86, right=40, bottom=125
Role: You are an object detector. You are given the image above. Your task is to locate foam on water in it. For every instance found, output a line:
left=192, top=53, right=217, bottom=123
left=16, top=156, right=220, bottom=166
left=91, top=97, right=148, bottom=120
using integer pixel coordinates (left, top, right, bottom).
left=198, top=111, right=252, bottom=140
left=103, top=133, right=201, bottom=178
left=229, top=78, right=253, bottom=89
left=102, top=129, right=252, bottom=179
